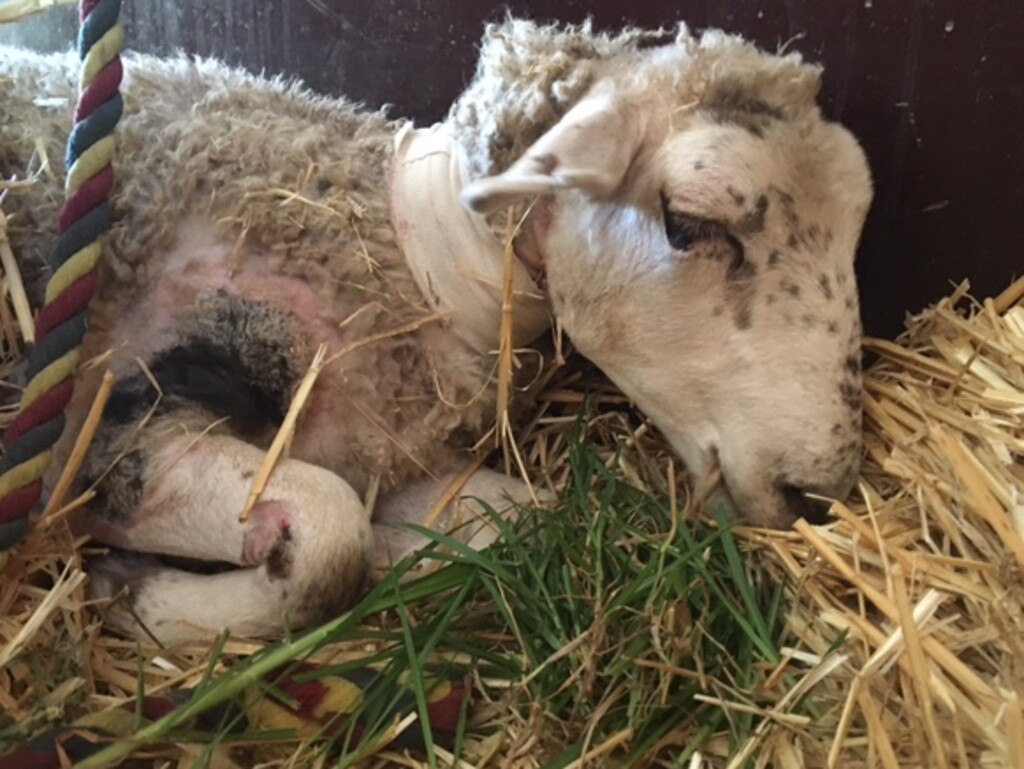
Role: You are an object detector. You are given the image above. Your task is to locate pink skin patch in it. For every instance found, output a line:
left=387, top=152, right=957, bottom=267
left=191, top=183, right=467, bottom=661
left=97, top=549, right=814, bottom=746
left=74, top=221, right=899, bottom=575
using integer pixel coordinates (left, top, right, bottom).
left=242, top=500, right=293, bottom=567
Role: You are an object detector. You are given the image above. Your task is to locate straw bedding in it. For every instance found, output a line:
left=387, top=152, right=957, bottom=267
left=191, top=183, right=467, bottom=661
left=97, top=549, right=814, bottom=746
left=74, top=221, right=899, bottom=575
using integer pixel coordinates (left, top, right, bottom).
left=2, top=171, right=1024, bottom=766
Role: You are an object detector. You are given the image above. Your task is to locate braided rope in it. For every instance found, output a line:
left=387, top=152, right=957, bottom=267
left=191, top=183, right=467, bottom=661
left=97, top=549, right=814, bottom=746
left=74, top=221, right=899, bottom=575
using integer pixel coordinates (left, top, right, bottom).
left=0, top=0, right=123, bottom=557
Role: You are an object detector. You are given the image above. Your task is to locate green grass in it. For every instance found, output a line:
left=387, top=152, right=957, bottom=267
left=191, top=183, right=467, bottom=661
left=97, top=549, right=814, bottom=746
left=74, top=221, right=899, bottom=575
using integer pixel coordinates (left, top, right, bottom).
left=79, top=413, right=829, bottom=768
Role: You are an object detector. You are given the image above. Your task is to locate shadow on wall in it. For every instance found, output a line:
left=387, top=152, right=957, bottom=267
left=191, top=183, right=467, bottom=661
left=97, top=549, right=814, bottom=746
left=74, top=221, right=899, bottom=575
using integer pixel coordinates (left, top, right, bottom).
left=3, top=0, right=1022, bottom=339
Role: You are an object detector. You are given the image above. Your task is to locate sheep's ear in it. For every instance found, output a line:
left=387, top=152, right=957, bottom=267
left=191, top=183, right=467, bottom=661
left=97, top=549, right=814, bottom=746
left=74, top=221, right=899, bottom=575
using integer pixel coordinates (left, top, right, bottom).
left=462, top=93, right=642, bottom=214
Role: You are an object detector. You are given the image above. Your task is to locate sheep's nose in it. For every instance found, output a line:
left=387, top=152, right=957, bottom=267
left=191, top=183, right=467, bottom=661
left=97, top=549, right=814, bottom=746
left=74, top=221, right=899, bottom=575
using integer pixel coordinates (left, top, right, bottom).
left=779, top=484, right=832, bottom=526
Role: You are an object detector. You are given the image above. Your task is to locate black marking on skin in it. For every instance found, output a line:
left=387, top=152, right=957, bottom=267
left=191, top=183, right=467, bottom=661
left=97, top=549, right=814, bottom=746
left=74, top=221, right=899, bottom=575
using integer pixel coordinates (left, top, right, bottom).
left=766, top=293, right=777, bottom=306
left=735, top=194, right=769, bottom=236
left=712, top=305, right=724, bottom=317
left=241, top=469, right=255, bottom=481
left=787, top=233, right=799, bottom=249
left=845, top=296, right=857, bottom=310
left=727, top=186, right=746, bottom=206
left=768, top=250, right=782, bottom=268
left=148, top=339, right=288, bottom=435
left=818, top=274, right=834, bottom=300
left=828, top=321, right=839, bottom=335
left=832, top=423, right=844, bottom=436
left=693, top=160, right=705, bottom=171
left=265, top=526, right=294, bottom=580
left=85, top=449, right=146, bottom=522
left=845, top=354, right=861, bottom=376
left=105, top=293, right=297, bottom=437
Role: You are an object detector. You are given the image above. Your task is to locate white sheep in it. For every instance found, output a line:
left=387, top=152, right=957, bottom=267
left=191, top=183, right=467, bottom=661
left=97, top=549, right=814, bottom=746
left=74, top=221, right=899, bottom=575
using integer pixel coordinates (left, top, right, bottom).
left=0, top=18, right=873, bottom=643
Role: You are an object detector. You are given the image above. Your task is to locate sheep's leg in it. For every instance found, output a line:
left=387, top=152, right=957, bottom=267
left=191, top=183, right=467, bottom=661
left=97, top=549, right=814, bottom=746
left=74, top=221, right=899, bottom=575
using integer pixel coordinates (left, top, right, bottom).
left=371, top=468, right=549, bottom=577
left=84, top=433, right=372, bottom=643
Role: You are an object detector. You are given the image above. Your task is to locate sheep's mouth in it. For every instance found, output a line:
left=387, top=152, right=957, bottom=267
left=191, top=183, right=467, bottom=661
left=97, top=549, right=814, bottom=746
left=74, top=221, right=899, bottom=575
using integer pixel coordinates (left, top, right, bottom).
left=704, top=458, right=831, bottom=530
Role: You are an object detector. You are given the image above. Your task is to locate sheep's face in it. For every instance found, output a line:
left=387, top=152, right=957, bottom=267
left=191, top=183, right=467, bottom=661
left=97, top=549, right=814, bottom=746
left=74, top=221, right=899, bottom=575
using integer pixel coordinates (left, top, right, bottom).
left=463, top=47, right=873, bottom=528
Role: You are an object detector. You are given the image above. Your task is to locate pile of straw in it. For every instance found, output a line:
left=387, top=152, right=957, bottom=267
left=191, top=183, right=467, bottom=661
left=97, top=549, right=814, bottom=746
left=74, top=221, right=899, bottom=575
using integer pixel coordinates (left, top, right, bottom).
left=1, top=155, right=1023, bottom=766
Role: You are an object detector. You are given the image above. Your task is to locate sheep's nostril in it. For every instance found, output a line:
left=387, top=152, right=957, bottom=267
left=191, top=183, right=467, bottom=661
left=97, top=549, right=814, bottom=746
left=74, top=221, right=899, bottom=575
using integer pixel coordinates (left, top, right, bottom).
left=779, top=484, right=832, bottom=526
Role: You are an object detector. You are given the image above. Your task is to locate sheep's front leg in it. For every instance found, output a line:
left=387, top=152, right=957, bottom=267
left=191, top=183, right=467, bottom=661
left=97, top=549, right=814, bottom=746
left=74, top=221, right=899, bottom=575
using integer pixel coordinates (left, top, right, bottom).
left=83, top=432, right=373, bottom=643
left=371, top=468, right=549, bottom=577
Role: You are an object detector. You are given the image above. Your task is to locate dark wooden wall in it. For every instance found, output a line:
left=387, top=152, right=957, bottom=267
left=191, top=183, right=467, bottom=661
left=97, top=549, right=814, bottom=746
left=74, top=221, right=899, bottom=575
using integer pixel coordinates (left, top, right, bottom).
left=3, top=0, right=1022, bottom=339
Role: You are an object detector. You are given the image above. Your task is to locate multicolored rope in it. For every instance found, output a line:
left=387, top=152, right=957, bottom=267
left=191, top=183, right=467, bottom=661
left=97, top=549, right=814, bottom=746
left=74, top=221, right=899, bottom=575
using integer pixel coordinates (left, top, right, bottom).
left=0, top=0, right=123, bottom=555
left=0, top=661, right=469, bottom=768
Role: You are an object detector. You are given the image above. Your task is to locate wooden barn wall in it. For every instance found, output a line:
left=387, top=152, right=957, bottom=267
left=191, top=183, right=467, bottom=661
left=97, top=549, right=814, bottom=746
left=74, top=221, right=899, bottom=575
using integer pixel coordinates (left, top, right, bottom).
left=2, top=0, right=1022, bottom=339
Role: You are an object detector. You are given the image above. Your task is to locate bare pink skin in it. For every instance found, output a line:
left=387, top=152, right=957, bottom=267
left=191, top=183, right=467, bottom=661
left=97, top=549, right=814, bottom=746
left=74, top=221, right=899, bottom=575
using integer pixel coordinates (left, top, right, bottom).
left=242, top=501, right=293, bottom=567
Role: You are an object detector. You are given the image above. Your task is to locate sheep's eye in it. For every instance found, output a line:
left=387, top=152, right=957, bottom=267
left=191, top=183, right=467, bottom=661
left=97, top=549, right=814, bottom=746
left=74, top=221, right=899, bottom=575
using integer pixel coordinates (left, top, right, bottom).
left=660, top=193, right=726, bottom=252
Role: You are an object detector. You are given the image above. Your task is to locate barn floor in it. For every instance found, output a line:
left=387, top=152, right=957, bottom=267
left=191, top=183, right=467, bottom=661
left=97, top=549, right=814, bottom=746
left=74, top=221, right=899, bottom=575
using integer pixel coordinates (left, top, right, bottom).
left=1, top=203, right=1023, bottom=766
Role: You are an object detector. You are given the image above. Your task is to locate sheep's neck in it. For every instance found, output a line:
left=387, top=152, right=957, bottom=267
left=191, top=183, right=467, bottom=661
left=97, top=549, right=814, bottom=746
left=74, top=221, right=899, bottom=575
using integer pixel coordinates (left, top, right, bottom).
left=390, top=122, right=550, bottom=356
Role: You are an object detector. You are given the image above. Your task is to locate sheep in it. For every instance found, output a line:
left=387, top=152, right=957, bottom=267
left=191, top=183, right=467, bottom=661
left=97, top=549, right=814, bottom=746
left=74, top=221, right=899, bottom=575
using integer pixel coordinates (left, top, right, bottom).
left=0, top=18, right=873, bottom=643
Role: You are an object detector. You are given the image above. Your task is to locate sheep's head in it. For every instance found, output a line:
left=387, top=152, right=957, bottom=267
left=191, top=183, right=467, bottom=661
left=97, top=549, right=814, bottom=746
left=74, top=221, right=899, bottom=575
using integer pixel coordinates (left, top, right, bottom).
left=462, top=25, right=873, bottom=528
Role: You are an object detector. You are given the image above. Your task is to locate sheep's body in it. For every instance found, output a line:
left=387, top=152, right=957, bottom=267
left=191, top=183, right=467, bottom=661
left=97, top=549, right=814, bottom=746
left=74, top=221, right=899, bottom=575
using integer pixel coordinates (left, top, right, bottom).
left=0, top=19, right=873, bottom=642
left=1, top=48, right=495, bottom=495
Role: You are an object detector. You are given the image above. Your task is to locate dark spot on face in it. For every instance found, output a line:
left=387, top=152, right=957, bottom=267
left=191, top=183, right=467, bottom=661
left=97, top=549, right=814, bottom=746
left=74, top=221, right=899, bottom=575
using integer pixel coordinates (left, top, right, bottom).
left=837, top=272, right=849, bottom=286
left=781, top=280, right=800, bottom=298
left=831, top=423, right=843, bottom=436
left=693, top=160, right=705, bottom=171
left=736, top=195, right=769, bottom=236
left=735, top=305, right=753, bottom=330
left=808, top=224, right=821, bottom=242
left=727, top=258, right=757, bottom=283
left=845, top=354, right=861, bottom=376
left=727, top=186, right=746, bottom=206
left=768, top=250, right=782, bottom=268
left=818, top=274, right=834, bottom=300
left=787, top=233, right=799, bottom=249
left=766, top=293, right=777, bottom=306
left=712, top=305, right=724, bottom=317
left=241, top=469, right=255, bottom=481
left=845, top=296, right=857, bottom=310
left=772, top=187, right=800, bottom=229
left=839, top=381, right=861, bottom=410
left=828, top=321, right=839, bottom=335
left=725, top=257, right=757, bottom=330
